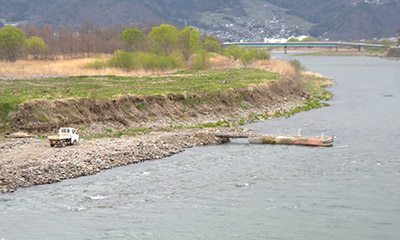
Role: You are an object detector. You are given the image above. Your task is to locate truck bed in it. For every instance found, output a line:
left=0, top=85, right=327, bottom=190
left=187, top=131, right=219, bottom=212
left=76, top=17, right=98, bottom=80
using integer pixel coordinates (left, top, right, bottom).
left=48, top=133, right=71, bottom=140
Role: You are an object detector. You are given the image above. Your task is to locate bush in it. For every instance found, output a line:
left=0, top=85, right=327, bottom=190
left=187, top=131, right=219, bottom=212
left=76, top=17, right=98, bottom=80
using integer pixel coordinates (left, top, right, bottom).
left=238, top=48, right=271, bottom=67
left=85, top=60, right=107, bottom=69
left=108, top=50, right=137, bottom=70
left=289, top=59, right=305, bottom=71
left=170, top=50, right=187, bottom=68
left=256, top=50, right=270, bottom=60
left=108, top=50, right=183, bottom=71
left=190, top=50, right=210, bottom=70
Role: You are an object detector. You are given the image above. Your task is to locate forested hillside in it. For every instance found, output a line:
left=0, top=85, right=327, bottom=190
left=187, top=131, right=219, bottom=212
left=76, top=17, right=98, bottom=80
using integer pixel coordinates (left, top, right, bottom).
left=0, top=0, right=244, bottom=27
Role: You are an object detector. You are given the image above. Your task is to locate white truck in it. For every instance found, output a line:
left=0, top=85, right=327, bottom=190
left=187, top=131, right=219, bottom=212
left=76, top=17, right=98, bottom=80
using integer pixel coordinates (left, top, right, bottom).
left=48, top=127, right=79, bottom=147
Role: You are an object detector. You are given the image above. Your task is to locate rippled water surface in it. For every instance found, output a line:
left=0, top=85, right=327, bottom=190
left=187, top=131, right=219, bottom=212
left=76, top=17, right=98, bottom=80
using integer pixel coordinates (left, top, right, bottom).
left=1, top=56, right=399, bottom=240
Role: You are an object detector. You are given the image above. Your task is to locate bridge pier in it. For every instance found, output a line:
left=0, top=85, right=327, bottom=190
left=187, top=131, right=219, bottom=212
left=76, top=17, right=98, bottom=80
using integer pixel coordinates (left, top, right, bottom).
left=358, top=46, right=361, bottom=52
left=284, top=45, right=287, bottom=54
left=335, top=46, right=338, bottom=52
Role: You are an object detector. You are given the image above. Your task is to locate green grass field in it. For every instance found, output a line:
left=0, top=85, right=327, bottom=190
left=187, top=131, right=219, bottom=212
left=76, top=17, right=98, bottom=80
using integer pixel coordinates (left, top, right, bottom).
left=0, top=69, right=279, bottom=128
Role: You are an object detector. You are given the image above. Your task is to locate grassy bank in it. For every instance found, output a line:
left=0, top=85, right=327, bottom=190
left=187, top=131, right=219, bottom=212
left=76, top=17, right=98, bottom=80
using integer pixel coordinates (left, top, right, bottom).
left=0, top=68, right=279, bottom=132
left=0, top=58, right=334, bottom=137
left=0, top=69, right=278, bottom=101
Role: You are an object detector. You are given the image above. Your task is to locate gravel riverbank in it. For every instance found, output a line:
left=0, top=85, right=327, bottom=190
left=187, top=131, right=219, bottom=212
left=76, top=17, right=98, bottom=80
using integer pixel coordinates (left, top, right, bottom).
left=0, top=128, right=247, bottom=193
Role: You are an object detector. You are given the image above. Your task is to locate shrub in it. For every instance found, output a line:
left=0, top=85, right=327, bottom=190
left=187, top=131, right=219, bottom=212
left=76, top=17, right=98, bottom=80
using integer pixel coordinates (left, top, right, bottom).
left=273, top=111, right=282, bottom=118
left=170, top=50, right=187, bottom=68
left=108, top=50, right=183, bottom=71
left=289, top=59, right=305, bottom=71
left=190, top=50, right=210, bottom=70
left=108, top=50, right=137, bottom=70
left=239, top=48, right=270, bottom=67
left=85, top=60, right=107, bottom=69
left=256, top=50, right=270, bottom=60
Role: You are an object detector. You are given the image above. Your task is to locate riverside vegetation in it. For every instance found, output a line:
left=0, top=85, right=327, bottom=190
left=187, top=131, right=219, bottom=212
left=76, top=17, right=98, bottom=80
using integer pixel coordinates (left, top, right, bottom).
left=0, top=24, right=334, bottom=193
left=0, top=63, right=333, bottom=136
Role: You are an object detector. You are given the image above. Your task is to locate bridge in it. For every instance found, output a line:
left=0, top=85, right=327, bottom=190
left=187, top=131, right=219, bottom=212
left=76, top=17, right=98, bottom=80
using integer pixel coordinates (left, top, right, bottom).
left=221, top=42, right=387, bottom=54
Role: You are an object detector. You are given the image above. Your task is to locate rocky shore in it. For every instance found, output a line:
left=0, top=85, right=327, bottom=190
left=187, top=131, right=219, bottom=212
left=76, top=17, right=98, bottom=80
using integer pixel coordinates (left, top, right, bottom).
left=0, top=128, right=248, bottom=193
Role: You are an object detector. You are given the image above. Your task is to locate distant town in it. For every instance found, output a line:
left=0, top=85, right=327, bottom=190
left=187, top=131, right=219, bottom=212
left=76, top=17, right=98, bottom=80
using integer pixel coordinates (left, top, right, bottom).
left=196, top=15, right=399, bottom=44
left=1, top=16, right=399, bottom=44
left=197, top=14, right=310, bottom=43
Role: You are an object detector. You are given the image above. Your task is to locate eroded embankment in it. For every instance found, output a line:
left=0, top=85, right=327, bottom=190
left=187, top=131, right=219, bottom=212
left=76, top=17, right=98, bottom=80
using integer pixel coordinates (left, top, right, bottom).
left=8, top=77, right=306, bottom=134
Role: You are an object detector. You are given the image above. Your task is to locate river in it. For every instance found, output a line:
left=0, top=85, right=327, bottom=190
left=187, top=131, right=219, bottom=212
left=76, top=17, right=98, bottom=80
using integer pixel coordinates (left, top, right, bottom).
left=1, top=55, right=399, bottom=240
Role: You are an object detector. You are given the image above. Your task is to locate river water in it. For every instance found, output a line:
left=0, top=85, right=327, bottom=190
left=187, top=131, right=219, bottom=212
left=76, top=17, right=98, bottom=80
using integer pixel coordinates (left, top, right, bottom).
left=1, top=56, right=399, bottom=240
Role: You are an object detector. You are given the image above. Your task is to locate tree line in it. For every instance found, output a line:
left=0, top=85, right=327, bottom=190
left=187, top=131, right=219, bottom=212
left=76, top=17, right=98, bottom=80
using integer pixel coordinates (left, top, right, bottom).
left=0, top=24, right=125, bottom=61
left=0, top=23, right=224, bottom=62
left=0, top=23, right=270, bottom=70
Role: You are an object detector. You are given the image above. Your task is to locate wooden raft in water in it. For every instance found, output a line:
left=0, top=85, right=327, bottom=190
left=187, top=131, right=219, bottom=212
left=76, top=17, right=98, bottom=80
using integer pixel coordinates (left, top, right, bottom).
left=216, top=130, right=335, bottom=147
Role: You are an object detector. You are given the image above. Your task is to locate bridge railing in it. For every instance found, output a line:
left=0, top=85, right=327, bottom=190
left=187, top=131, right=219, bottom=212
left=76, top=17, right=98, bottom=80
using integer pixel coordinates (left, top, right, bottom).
left=221, top=42, right=386, bottom=48
left=221, top=42, right=387, bottom=53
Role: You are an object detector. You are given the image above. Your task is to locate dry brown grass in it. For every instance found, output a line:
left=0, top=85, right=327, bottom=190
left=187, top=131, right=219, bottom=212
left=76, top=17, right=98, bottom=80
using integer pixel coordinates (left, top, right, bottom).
left=252, top=60, right=297, bottom=78
left=0, top=55, right=300, bottom=80
left=302, top=70, right=326, bottom=79
left=208, top=55, right=301, bottom=78
left=0, top=54, right=238, bottom=79
left=0, top=58, right=178, bottom=79
left=209, top=54, right=240, bottom=69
